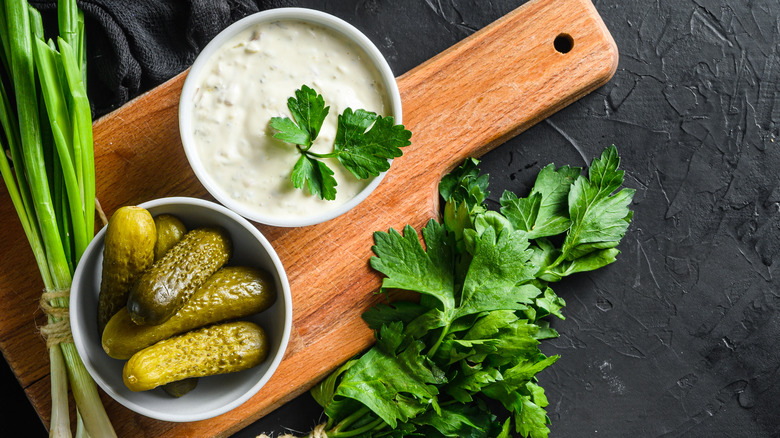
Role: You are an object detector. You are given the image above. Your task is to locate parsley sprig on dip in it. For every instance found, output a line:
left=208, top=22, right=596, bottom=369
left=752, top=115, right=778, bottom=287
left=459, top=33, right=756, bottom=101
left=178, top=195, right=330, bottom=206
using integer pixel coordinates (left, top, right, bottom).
left=271, top=85, right=412, bottom=200
left=265, top=146, right=634, bottom=438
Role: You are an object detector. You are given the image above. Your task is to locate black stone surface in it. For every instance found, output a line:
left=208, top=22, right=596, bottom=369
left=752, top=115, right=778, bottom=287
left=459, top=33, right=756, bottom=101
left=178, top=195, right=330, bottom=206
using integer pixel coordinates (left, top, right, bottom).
left=3, top=0, right=780, bottom=437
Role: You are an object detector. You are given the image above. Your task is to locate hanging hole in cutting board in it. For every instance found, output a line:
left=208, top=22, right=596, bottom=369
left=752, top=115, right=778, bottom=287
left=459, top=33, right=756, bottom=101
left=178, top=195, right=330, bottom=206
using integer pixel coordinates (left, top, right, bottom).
left=554, top=33, right=574, bottom=53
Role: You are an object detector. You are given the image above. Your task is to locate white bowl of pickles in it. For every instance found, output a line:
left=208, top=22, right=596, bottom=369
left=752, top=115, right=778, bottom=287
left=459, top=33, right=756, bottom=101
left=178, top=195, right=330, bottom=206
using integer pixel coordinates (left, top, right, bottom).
left=70, top=197, right=292, bottom=422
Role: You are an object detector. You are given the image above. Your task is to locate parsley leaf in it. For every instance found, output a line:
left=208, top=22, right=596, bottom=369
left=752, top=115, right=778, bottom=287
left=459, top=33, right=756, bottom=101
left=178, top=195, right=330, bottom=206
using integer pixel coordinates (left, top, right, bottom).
left=412, top=402, right=493, bottom=438
left=500, top=163, right=579, bottom=239
left=370, top=221, right=456, bottom=313
left=535, top=287, right=566, bottom=320
left=270, top=85, right=411, bottom=200
left=563, top=145, right=634, bottom=259
left=514, top=390, right=553, bottom=438
left=371, top=220, right=541, bottom=345
left=441, top=158, right=490, bottom=253
left=439, top=157, right=490, bottom=209
left=456, top=226, right=539, bottom=319
left=335, top=109, right=411, bottom=179
left=332, top=339, right=445, bottom=428
left=498, top=145, right=635, bottom=281
left=363, top=301, right=430, bottom=331
left=290, top=154, right=338, bottom=201
left=270, top=84, right=329, bottom=148
left=268, top=116, right=310, bottom=146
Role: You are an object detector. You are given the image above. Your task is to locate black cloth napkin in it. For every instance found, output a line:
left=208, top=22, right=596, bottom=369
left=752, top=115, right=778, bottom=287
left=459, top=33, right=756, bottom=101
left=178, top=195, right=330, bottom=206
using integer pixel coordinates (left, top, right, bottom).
left=30, top=0, right=277, bottom=118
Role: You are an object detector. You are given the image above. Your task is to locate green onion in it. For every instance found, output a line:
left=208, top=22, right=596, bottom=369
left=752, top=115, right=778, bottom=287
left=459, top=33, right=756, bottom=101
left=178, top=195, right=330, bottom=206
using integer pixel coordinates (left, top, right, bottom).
left=1, top=0, right=115, bottom=436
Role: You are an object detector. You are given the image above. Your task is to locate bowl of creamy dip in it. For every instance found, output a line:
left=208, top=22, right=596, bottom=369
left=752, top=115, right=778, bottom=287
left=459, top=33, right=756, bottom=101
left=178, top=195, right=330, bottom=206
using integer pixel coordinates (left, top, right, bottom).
left=179, top=8, right=402, bottom=227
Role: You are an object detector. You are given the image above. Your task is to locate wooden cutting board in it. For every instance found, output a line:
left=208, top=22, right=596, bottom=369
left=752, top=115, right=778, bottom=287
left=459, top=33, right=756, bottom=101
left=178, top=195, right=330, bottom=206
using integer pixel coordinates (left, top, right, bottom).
left=0, top=0, right=617, bottom=436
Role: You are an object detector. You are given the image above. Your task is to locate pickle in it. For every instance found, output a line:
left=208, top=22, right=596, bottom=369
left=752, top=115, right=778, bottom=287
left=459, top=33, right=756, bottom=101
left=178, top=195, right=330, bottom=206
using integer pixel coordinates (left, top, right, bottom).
left=123, top=321, right=269, bottom=392
left=102, top=266, right=276, bottom=359
left=97, top=206, right=156, bottom=334
left=162, top=378, right=198, bottom=398
left=151, top=213, right=188, bottom=397
left=153, top=214, right=187, bottom=261
left=127, top=227, right=232, bottom=326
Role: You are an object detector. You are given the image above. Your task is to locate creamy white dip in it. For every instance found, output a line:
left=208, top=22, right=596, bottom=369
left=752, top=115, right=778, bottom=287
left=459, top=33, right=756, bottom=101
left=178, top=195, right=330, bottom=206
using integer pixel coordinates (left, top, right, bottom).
left=191, top=19, right=389, bottom=222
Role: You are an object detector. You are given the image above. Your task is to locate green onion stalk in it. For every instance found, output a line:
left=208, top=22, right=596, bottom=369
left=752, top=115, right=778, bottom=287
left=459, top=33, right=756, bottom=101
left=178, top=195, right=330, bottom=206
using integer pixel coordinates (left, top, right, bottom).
left=0, top=0, right=114, bottom=436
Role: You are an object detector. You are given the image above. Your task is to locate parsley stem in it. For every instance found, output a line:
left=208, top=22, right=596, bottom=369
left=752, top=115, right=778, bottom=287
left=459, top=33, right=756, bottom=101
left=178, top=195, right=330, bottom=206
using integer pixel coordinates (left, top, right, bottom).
left=331, top=406, right=370, bottom=433
left=546, top=255, right=563, bottom=272
left=330, top=416, right=386, bottom=438
left=426, top=322, right=451, bottom=358
left=305, top=150, right=338, bottom=159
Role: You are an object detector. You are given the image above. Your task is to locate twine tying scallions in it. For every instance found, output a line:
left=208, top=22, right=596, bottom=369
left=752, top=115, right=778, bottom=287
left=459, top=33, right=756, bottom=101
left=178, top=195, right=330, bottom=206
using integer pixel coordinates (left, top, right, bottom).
left=37, top=197, right=107, bottom=348
left=39, top=289, right=73, bottom=347
left=310, top=424, right=328, bottom=438
left=95, top=197, right=109, bottom=226
left=255, top=424, right=329, bottom=438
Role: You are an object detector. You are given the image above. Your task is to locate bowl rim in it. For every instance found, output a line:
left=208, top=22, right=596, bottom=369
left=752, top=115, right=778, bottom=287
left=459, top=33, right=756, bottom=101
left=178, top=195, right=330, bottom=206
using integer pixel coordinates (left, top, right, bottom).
left=179, top=7, right=403, bottom=228
left=69, top=196, right=293, bottom=422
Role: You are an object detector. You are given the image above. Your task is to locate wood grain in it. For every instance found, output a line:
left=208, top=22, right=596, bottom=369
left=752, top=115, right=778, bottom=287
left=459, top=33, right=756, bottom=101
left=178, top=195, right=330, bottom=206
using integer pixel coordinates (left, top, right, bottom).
left=0, top=0, right=617, bottom=436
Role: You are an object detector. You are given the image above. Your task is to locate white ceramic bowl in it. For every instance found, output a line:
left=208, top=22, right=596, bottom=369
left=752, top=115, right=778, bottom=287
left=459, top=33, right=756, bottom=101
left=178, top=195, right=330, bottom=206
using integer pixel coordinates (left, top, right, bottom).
left=179, top=8, right=402, bottom=227
left=70, top=197, right=292, bottom=422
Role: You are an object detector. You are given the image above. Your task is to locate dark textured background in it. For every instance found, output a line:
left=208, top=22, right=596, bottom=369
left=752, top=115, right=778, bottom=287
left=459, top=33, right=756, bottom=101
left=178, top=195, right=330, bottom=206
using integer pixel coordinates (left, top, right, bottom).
left=3, top=0, right=780, bottom=437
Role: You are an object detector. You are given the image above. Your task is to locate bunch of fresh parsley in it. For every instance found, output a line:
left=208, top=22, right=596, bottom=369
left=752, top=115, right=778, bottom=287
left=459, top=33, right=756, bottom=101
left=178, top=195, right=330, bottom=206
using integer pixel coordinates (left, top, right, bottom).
left=291, top=146, right=634, bottom=438
left=270, top=85, right=412, bottom=200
